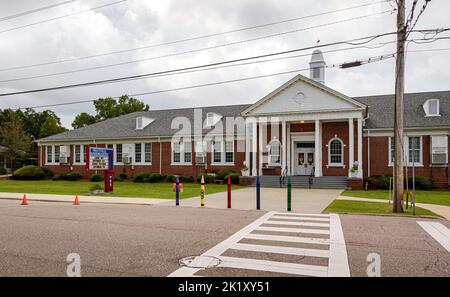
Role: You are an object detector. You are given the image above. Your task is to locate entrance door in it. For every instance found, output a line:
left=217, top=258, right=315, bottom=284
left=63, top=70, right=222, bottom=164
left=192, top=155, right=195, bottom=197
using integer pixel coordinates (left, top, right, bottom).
left=294, top=142, right=315, bottom=176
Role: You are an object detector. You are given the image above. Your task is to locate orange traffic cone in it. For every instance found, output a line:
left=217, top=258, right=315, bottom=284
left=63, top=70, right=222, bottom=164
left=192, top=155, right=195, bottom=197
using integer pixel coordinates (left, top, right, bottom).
left=21, top=194, right=28, bottom=205
left=74, top=195, right=79, bottom=206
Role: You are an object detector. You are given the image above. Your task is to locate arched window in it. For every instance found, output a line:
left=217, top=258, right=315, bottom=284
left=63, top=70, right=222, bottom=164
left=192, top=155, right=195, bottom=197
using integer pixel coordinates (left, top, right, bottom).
left=268, top=139, right=281, bottom=165
left=328, top=138, right=343, bottom=166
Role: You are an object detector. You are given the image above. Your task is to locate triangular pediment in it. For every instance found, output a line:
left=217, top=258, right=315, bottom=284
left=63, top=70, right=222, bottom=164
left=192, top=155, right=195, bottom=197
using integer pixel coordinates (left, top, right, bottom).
left=242, top=74, right=366, bottom=115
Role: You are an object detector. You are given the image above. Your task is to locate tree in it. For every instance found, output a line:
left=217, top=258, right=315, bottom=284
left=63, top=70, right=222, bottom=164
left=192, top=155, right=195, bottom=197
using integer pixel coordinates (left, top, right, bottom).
left=72, top=95, right=149, bottom=128
left=39, top=116, right=67, bottom=139
left=72, top=112, right=97, bottom=129
left=0, top=113, right=31, bottom=167
left=94, top=95, right=149, bottom=120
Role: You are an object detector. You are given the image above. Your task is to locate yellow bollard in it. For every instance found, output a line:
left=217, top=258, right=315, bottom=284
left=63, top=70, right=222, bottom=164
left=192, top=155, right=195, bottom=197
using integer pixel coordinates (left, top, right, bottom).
left=200, top=175, right=205, bottom=207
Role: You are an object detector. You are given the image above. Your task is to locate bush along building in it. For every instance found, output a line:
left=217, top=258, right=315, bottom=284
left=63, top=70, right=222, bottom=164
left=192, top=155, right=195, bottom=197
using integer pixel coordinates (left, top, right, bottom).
left=36, top=50, right=450, bottom=189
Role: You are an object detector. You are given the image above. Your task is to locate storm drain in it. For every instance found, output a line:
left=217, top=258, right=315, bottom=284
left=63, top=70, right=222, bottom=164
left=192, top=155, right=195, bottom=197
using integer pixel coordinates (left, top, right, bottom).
left=179, top=256, right=222, bottom=269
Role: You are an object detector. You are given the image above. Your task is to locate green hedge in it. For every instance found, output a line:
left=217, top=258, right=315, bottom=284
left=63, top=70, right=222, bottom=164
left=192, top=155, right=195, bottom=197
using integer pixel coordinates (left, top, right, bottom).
left=197, top=174, right=215, bottom=184
left=134, top=173, right=150, bottom=183
left=13, top=166, right=46, bottom=180
left=368, top=175, right=435, bottom=190
left=148, top=173, right=163, bottom=183
left=90, top=174, right=104, bottom=182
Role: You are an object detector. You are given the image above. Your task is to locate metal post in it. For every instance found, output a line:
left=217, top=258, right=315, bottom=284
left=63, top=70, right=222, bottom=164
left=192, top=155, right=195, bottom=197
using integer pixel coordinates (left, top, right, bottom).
left=388, top=177, right=392, bottom=205
left=412, top=137, right=416, bottom=216
left=256, top=176, right=261, bottom=210
left=175, top=177, right=180, bottom=206
left=200, top=175, right=205, bottom=207
left=287, top=176, right=292, bottom=212
left=227, top=176, right=231, bottom=209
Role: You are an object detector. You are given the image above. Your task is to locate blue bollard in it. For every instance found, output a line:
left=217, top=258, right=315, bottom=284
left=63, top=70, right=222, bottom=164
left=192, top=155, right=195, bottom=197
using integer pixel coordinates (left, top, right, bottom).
left=175, top=177, right=180, bottom=206
left=256, top=176, right=261, bottom=210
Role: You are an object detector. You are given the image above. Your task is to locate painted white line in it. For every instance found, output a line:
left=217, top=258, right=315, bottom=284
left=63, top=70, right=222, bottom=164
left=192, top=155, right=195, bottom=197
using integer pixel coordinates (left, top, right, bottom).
left=417, top=221, right=450, bottom=253
left=168, top=211, right=276, bottom=277
left=244, top=233, right=330, bottom=245
left=256, top=226, right=330, bottom=235
left=327, top=214, right=350, bottom=277
left=271, top=215, right=330, bottom=222
left=275, top=212, right=331, bottom=218
left=231, top=243, right=329, bottom=258
left=218, top=256, right=328, bottom=277
left=265, top=220, right=330, bottom=228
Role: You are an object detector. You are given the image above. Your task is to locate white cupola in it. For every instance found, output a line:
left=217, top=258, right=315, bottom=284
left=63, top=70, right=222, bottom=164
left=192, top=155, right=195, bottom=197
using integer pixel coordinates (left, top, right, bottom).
left=309, top=49, right=326, bottom=84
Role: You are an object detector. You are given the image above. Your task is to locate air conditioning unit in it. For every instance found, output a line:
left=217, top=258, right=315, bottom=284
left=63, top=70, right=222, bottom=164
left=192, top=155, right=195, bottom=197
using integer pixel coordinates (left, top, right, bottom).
left=123, top=156, right=132, bottom=164
left=432, top=152, right=447, bottom=164
left=196, top=155, right=206, bottom=165
left=59, top=156, right=69, bottom=164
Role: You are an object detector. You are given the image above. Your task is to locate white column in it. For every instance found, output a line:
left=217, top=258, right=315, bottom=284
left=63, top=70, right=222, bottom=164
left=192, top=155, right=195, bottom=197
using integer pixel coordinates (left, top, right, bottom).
left=314, top=120, right=322, bottom=177
left=251, top=122, right=257, bottom=176
left=348, top=118, right=354, bottom=177
left=245, top=123, right=250, bottom=173
left=287, top=123, right=291, bottom=175
left=357, top=118, right=363, bottom=178
left=282, top=121, right=287, bottom=173
left=258, top=121, right=264, bottom=176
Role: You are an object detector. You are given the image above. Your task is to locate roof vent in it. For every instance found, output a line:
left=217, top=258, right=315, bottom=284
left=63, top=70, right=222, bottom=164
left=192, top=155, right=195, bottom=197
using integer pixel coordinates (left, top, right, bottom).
left=136, top=116, right=154, bottom=130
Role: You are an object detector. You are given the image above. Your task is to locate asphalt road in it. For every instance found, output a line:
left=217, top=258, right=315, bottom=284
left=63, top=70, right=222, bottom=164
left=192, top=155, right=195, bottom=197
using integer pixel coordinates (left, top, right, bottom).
left=0, top=199, right=449, bottom=277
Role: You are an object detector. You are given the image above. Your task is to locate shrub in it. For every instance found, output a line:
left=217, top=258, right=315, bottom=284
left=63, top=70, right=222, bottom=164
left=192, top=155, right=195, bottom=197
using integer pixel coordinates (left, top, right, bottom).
left=118, top=172, right=127, bottom=181
left=59, top=172, right=68, bottom=180
left=179, top=175, right=188, bottom=183
left=90, top=174, right=104, bottom=182
left=12, top=165, right=46, bottom=180
left=197, top=174, right=215, bottom=184
left=134, top=172, right=150, bottom=183
left=66, top=172, right=82, bottom=181
left=373, top=175, right=391, bottom=190
left=52, top=175, right=60, bottom=181
left=187, top=176, right=195, bottom=183
left=165, top=174, right=176, bottom=183
left=148, top=173, right=163, bottom=183
left=41, top=167, right=54, bottom=179
left=226, top=173, right=240, bottom=185
left=0, top=167, right=6, bottom=175
left=216, top=170, right=234, bottom=181
left=408, top=176, right=434, bottom=190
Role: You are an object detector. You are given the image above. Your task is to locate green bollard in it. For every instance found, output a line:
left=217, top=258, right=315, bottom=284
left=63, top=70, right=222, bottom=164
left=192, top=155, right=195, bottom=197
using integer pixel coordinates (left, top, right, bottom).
left=287, top=176, right=292, bottom=212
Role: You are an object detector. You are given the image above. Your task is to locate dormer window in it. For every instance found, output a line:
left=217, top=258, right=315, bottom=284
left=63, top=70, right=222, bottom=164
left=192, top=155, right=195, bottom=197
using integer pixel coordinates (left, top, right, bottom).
left=136, top=116, right=154, bottom=130
left=206, top=112, right=221, bottom=127
left=423, top=99, right=440, bottom=117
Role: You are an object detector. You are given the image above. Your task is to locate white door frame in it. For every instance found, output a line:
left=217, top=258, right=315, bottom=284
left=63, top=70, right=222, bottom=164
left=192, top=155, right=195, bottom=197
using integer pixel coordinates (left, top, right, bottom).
left=290, top=133, right=315, bottom=176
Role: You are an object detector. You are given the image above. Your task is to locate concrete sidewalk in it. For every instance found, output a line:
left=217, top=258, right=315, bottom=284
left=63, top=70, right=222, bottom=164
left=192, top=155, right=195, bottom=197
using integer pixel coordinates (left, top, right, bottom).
left=163, top=187, right=343, bottom=213
left=337, top=196, right=450, bottom=220
left=0, top=192, right=169, bottom=205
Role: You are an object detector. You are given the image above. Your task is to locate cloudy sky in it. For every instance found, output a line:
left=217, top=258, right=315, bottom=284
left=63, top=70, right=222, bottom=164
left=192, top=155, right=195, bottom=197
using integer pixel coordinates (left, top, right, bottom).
left=0, top=0, right=449, bottom=128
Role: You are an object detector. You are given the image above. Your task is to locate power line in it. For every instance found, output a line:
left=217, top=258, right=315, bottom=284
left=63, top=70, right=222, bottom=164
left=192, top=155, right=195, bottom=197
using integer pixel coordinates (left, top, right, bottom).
left=0, top=10, right=393, bottom=83
left=0, top=31, right=401, bottom=97
left=0, top=1, right=391, bottom=73
left=0, top=0, right=127, bottom=35
left=19, top=54, right=393, bottom=110
left=0, top=0, right=76, bottom=22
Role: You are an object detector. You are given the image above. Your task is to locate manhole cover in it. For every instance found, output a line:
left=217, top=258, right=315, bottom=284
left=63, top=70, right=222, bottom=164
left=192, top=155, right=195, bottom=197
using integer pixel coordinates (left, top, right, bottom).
left=179, top=256, right=222, bottom=269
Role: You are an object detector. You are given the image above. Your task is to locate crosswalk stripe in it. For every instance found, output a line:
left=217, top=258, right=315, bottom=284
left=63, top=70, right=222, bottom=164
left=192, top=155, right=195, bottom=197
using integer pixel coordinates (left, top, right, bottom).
left=218, top=256, right=328, bottom=277
left=275, top=212, right=331, bottom=218
left=328, top=214, right=350, bottom=277
left=265, top=220, right=330, bottom=228
left=271, top=215, right=330, bottom=222
left=231, top=243, right=329, bottom=258
left=257, top=226, right=330, bottom=235
left=417, top=221, right=450, bottom=253
left=244, top=233, right=330, bottom=245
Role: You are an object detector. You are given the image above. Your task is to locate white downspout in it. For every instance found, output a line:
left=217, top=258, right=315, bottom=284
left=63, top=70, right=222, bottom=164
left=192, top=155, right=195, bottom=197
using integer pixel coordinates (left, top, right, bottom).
left=159, top=137, right=162, bottom=175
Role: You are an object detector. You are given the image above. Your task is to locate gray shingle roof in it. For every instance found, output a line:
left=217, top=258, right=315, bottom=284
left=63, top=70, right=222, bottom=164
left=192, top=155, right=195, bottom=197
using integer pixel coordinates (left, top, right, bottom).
left=38, top=104, right=252, bottom=142
left=354, top=90, right=450, bottom=129
left=38, top=90, right=450, bottom=142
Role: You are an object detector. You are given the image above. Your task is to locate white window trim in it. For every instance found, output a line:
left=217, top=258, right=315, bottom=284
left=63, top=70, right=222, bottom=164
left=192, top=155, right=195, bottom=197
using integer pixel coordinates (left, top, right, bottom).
left=73, top=144, right=86, bottom=165
left=423, top=99, right=440, bottom=117
left=133, top=143, right=152, bottom=165
left=45, top=145, right=63, bottom=165
left=211, top=139, right=235, bottom=166
left=171, top=141, right=192, bottom=165
left=327, top=137, right=344, bottom=167
left=267, top=138, right=281, bottom=167
left=430, top=135, right=448, bottom=165
left=388, top=136, right=424, bottom=167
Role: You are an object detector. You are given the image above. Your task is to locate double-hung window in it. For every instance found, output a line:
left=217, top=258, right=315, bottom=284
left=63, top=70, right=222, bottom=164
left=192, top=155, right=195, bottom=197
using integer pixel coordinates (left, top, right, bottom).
left=388, top=136, right=423, bottom=166
left=46, top=145, right=53, bottom=164
left=212, top=140, right=234, bottom=165
left=172, top=141, right=192, bottom=164
left=74, top=145, right=85, bottom=164
left=135, top=144, right=142, bottom=163
left=144, top=144, right=152, bottom=163
left=116, top=144, right=123, bottom=163
left=328, top=138, right=343, bottom=166
left=268, top=140, right=281, bottom=165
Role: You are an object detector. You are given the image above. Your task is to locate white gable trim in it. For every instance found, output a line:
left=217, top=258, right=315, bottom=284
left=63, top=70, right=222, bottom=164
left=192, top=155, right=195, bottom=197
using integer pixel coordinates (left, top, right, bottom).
left=241, top=74, right=366, bottom=116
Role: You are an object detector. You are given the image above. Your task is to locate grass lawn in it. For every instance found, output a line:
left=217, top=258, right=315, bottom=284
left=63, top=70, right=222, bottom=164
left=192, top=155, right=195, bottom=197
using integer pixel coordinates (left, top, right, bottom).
left=0, top=180, right=243, bottom=199
left=324, top=199, right=440, bottom=218
left=341, top=190, right=450, bottom=207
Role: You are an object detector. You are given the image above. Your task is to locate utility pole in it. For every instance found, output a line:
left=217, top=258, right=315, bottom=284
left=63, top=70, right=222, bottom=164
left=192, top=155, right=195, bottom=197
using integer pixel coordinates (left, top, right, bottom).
left=393, top=0, right=406, bottom=213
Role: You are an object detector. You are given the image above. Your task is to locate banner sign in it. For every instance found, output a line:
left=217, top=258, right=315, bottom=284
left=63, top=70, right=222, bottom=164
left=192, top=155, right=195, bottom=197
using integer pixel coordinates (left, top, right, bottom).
left=88, top=148, right=114, bottom=171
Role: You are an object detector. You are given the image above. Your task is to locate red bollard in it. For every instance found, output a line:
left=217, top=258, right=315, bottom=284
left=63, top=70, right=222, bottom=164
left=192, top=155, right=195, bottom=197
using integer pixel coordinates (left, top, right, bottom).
left=227, top=176, right=231, bottom=209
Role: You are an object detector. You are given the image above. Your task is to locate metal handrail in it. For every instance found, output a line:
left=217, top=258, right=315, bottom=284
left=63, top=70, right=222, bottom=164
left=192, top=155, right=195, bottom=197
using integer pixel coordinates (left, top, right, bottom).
left=308, top=166, right=315, bottom=189
left=280, top=167, right=288, bottom=188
